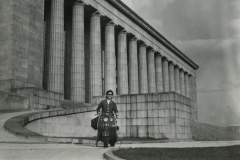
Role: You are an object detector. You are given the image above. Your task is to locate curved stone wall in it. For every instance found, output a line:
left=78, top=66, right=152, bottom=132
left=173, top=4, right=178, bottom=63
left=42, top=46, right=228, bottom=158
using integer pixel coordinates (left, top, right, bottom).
left=25, top=93, right=192, bottom=140
left=25, top=110, right=97, bottom=138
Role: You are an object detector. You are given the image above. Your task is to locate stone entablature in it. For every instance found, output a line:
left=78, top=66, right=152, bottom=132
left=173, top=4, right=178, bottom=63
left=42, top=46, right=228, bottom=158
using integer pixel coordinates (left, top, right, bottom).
left=83, top=0, right=197, bottom=76
left=107, top=0, right=198, bottom=70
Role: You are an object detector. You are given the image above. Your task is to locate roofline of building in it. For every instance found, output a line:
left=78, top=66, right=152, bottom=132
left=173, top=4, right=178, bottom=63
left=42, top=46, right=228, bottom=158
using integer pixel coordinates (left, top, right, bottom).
left=106, top=0, right=199, bottom=70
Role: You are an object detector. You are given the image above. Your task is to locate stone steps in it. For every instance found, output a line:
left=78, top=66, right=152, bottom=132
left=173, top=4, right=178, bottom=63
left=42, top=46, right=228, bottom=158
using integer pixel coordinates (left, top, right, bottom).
left=61, top=100, right=93, bottom=109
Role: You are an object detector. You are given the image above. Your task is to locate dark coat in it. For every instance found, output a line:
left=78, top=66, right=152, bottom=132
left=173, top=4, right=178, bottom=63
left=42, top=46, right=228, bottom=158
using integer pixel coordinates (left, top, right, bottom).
left=97, top=99, right=118, bottom=114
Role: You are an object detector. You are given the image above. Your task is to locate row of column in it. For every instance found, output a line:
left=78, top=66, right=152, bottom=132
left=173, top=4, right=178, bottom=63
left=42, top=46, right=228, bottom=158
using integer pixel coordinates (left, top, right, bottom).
left=47, top=0, right=192, bottom=102
left=48, top=0, right=86, bottom=102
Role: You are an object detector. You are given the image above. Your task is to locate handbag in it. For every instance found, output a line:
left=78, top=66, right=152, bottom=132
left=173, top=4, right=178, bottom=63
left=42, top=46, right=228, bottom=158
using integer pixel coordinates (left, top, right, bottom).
left=91, top=116, right=99, bottom=130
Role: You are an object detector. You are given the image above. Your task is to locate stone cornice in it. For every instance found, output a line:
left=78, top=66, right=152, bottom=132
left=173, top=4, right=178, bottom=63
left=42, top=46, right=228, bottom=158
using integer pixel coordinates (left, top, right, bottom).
left=106, top=0, right=199, bottom=70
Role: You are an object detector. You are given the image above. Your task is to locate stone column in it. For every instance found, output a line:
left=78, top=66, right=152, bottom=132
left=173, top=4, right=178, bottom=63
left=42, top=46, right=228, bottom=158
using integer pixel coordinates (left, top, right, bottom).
left=162, top=58, right=169, bottom=92
left=117, top=29, right=128, bottom=95
left=155, top=54, right=163, bottom=92
left=105, top=21, right=116, bottom=94
left=139, top=43, right=148, bottom=93
left=48, top=0, right=65, bottom=93
left=70, top=1, right=85, bottom=102
left=147, top=49, right=156, bottom=93
left=180, top=69, right=185, bottom=96
left=184, top=72, right=190, bottom=97
left=169, top=62, right=175, bottom=92
left=90, top=11, right=102, bottom=101
left=129, top=37, right=139, bottom=94
left=174, top=65, right=180, bottom=94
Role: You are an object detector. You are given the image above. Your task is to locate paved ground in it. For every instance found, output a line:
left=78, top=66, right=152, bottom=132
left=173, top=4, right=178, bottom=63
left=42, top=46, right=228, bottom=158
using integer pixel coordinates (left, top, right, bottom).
left=1, top=111, right=240, bottom=160
left=115, top=140, right=240, bottom=148
left=0, top=143, right=108, bottom=160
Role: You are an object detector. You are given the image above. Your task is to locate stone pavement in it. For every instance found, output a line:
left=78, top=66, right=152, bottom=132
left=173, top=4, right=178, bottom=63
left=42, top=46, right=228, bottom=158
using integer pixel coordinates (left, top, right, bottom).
left=114, top=140, right=240, bottom=148
left=0, top=143, right=108, bottom=160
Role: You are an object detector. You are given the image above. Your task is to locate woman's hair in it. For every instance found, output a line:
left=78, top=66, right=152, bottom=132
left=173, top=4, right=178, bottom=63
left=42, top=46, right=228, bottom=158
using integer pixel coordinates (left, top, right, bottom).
left=106, top=90, right=114, bottom=95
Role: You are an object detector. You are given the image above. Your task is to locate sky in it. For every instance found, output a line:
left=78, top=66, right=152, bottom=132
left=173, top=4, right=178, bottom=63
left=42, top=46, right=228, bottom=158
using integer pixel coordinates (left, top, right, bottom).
left=121, top=0, right=240, bottom=127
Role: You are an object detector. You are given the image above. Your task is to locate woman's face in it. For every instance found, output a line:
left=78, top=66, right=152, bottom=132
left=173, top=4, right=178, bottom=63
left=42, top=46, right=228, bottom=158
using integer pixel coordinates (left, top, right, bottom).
left=106, top=93, right=113, bottom=99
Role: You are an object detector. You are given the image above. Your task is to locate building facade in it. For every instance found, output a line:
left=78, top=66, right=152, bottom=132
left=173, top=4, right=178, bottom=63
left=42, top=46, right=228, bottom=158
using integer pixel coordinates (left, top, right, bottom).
left=0, top=0, right=199, bottom=139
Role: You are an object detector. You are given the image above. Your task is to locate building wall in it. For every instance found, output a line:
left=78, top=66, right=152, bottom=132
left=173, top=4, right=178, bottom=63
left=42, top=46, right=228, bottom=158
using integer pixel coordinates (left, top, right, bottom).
left=11, top=88, right=63, bottom=110
left=25, top=93, right=192, bottom=140
left=0, top=0, right=14, bottom=91
left=0, top=0, right=44, bottom=91
left=0, top=91, right=29, bottom=111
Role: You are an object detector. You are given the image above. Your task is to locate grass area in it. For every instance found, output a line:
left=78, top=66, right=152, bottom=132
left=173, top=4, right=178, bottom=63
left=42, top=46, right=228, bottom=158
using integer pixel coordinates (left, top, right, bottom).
left=113, top=145, right=240, bottom=160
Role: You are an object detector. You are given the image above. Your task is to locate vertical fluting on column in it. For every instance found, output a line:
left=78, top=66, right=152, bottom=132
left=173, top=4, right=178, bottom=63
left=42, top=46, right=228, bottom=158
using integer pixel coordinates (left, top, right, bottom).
left=90, top=11, right=102, bottom=101
left=169, top=62, right=175, bottom=92
left=184, top=72, right=190, bottom=97
left=48, top=0, right=65, bottom=93
left=162, top=58, right=169, bottom=92
left=180, top=69, right=185, bottom=96
left=174, top=65, right=180, bottom=94
left=117, top=29, right=128, bottom=95
left=129, top=37, right=139, bottom=94
left=147, top=49, right=156, bottom=93
left=139, top=43, right=148, bottom=93
left=70, top=1, right=85, bottom=102
left=105, top=21, right=116, bottom=94
left=155, top=54, right=163, bottom=93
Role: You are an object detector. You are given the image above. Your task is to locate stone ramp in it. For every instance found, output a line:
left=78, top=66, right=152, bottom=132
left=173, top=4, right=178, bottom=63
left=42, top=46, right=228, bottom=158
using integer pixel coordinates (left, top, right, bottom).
left=2, top=107, right=97, bottom=144
left=0, top=111, right=44, bottom=143
left=61, top=100, right=93, bottom=109
left=4, top=112, right=48, bottom=142
left=2, top=109, right=172, bottom=145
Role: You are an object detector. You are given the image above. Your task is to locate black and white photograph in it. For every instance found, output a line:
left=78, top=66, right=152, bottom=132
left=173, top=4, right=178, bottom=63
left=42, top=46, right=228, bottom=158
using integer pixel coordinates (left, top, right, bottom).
left=0, top=0, right=239, bottom=159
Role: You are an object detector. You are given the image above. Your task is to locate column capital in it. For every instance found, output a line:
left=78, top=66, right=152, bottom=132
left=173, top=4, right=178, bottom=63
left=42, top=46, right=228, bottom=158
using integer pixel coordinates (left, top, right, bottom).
left=184, top=71, right=189, bottom=75
left=162, top=57, right=169, bottom=62
left=148, top=49, right=155, bottom=53
left=169, top=61, right=174, bottom=66
left=130, top=37, right=137, bottom=41
left=106, top=21, right=116, bottom=27
left=74, top=0, right=85, bottom=6
left=91, top=11, right=101, bottom=17
left=179, top=68, right=185, bottom=72
left=140, top=43, right=147, bottom=48
left=155, top=52, right=162, bottom=57
left=119, top=29, right=127, bottom=34
left=174, top=65, right=180, bottom=69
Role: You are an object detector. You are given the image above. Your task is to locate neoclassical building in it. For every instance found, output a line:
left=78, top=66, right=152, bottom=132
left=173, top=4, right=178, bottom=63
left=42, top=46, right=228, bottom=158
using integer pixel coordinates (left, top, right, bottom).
left=0, top=0, right=199, bottom=140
